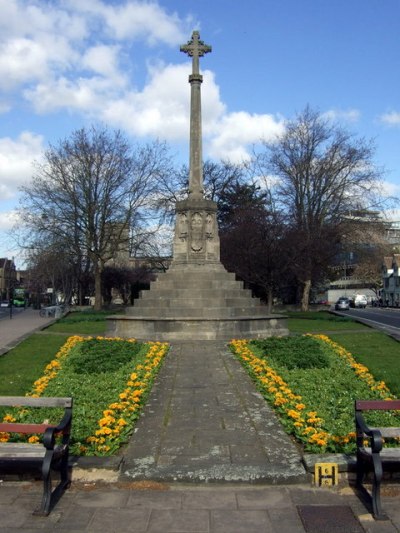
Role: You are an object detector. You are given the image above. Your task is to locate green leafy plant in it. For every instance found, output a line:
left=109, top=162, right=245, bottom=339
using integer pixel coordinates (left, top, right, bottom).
left=231, top=336, right=400, bottom=454
left=251, top=336, right=330, bottom=370
left=0, top=336, right=169, bottom=456
left=67, top=338, right=142, bottom=374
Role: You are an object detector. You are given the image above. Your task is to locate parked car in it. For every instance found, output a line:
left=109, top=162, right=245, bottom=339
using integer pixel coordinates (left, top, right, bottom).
left=335, top=297, right=350, bottom=311
left=0, top=300, right=10, bottom=307
left=354, top=294, right=368, bottom=308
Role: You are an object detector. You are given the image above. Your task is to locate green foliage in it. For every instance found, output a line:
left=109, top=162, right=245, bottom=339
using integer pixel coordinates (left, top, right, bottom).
left=286, top=311, right=354, bottom=321
left=0, top=334, right=69, bottom=396
left=3, top=338, right=162, bottom=455
left=44, top=309, right=123, bottom=334
left=288, top=317, right=370, bottom=333
left=66, top=338, right=142, bottom=374
left=61, top=311, right=114, bottom=323
left=243, top=336, right=400, bottom=454
left=329, top=332, right=400, bottom=397
left=251, top=336, right=330, bottom=369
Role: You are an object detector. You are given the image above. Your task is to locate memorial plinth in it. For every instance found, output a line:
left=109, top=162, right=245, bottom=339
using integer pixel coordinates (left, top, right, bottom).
left=107, top=31, right=288, bottom=340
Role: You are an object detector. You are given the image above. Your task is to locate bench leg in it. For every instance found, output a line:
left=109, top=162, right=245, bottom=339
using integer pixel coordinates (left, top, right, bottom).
left=33, top=450, right=53, bottom=516
left=33, top=450, right=71, bottom=516
left=355, top=452, right=366, bottom=487
left=371, top=453, right=387, bottom=520
left=59, top=450, right=71, bottom=489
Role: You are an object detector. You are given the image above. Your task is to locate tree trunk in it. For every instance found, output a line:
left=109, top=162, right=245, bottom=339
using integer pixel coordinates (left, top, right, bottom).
left=94, top=262, right=103, bottom=311
left=301, top=279, right=311, bottom=312
left=265, top=286, right=273, bottom=314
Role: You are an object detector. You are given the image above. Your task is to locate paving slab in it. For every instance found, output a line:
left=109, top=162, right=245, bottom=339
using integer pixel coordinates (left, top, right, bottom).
left=0, top=482, right=399, bottom=532
left=119, top=341, right=307, bottom=484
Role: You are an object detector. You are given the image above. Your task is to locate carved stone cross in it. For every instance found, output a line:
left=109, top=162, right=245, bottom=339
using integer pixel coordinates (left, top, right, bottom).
left=180, top=31, right=212, bottom=76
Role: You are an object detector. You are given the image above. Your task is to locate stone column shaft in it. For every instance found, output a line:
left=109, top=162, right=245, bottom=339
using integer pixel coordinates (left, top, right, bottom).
left=189, top=74, right=204, bottom=197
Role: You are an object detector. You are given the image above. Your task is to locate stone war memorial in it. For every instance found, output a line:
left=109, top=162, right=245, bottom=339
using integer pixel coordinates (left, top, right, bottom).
left=108, top=31, right=288, bottom=341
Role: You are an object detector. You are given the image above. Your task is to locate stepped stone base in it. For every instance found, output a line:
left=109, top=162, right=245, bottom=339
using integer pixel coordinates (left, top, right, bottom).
left=107, top=264, right=288, bottom=341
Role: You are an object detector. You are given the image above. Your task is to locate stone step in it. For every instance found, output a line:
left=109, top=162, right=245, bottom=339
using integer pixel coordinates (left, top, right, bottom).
left=157, top=270, right=237, bottom=283
left=109, top=315, right=288, bottom=341
left=126, top=306, right=268, bottom=318
left=139, top=288, right=253, bottom=300
left=134, top=297, right=260, bottom=309
left=152, top=278, right=244, bottom=290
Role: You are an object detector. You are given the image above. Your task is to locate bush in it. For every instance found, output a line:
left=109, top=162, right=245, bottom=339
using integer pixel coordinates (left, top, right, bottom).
left=251, top=336, right=330, bottom=369
left=67, top=338, right=142, bottom=374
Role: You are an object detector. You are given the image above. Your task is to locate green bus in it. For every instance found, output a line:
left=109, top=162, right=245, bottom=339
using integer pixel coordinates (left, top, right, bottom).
left=13, top=288, right=27, bottom=307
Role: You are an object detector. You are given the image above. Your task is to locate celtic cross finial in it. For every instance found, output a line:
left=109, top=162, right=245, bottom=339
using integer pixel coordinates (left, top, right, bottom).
left=180, top=31, right=212, bottom=76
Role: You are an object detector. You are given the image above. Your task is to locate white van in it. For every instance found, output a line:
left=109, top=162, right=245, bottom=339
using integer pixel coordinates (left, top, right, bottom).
left=354, top=294, right=368, bottom=308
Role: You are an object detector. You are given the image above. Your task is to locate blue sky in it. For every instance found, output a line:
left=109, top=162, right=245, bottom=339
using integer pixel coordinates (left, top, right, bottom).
left=1, top=0, right=399, bottom=266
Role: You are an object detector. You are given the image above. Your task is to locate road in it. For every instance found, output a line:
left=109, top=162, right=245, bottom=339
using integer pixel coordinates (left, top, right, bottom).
left=340, top=307, right=400, bottom=337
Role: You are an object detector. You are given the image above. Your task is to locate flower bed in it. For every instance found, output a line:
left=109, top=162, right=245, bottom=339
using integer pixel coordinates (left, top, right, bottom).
left=0, top=336, right=169, bottom=456
left=230, top=335, right=400, bottom=453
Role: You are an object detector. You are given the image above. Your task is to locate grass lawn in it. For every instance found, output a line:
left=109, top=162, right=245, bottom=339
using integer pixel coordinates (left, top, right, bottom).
left=287, top=311, right=371, bottom=333
left=45, top=321, right=106, bottom=335
left=0, top=310, right=111, bottom=397
left=329, top=331, right=400, bottom=397
left=44, top=310, right=111, bottom=335
left=0, top=333, right=69, bottom=397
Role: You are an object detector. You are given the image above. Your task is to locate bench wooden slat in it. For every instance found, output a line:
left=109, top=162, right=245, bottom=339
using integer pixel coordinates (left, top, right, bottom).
left=0, top=396, right=72, bottom=408
left=355, top=400, right=400, bottom=411
left=0, top=443, right=46, bottom=458
left=0, top=442, right=67, bottom=459
left=0, top=423, right=55, bottom=434
left=360, top=447, right=400, bottom=460
left=371, top=427, right=400, bottom=439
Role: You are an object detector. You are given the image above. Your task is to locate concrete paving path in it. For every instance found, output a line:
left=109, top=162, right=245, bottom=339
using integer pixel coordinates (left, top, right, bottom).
left=1, top=480, right=400, bottom=532
left=120, top=341, right=307, bottom=484
left=0, top=307, right=55, bottom=355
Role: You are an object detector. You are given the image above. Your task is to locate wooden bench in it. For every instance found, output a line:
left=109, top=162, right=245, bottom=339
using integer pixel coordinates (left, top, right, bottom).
left=0, top=396, right=73, bottom=516
left=355, top=399, right=400, bottom=520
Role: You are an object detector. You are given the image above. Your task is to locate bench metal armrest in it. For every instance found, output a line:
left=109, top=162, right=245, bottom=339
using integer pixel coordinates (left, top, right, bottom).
left=355, top=411, right=383, bottom=453
left=43, top=408, right=72, bottom=450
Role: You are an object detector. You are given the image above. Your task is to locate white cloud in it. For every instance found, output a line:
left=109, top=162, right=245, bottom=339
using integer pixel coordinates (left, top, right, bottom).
left=323, top=108, right=361, bottom=123
left=81, top=45, right=125, bottom=83
left=25, top=74, right=122, bottom=113
left=207, top=111, right=285, bottom=162
left=0, top=0, right=87, bottom=41
left=0, top=132, right=44, bottom=200
left=0, top=0, right=190, bottom=95
left=380, top=181, right=400, bottom=198
left=68, top=0, right=192, bottom=45
left=0, top=1, right=87, bottom=90
left=380, top=111, right=400, bottom=126
left=0, top=39, right=50, bottom=89
left=102, top=63, right=192, bottom=139
left=0, top=211, right=19, bottom=231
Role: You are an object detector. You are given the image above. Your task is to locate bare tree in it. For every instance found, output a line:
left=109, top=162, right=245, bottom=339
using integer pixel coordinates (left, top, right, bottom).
left=19, top=126, right=174, bottom=310
left=26, top=241, right=76, bottom=305
left=256, top=106, right=385, bottom=310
